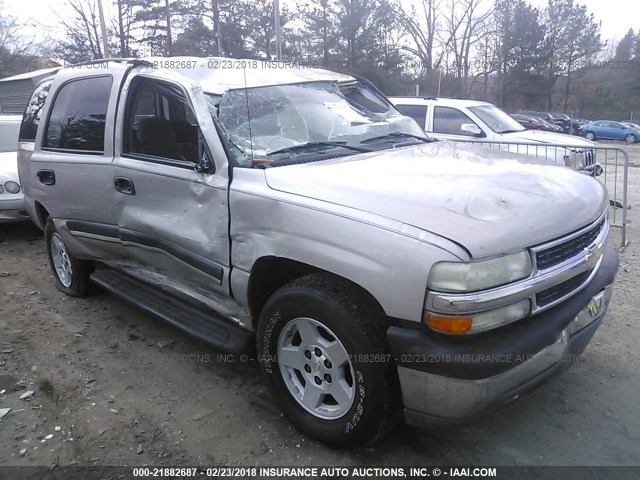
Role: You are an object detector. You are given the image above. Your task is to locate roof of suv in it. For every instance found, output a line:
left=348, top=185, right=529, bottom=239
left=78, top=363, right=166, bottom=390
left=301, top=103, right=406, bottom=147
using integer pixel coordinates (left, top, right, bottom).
left=51, top=57, right=358, bottom=95
left=388, top=96, right=492, bottom=108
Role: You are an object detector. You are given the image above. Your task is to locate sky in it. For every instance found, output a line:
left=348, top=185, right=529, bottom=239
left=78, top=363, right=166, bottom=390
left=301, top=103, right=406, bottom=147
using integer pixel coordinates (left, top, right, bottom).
left=2, top=0, right=637, bottom=51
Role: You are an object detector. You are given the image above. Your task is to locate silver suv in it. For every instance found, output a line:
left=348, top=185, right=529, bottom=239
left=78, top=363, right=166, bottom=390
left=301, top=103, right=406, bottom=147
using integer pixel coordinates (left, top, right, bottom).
left=18, top=58, right=618, bottom=448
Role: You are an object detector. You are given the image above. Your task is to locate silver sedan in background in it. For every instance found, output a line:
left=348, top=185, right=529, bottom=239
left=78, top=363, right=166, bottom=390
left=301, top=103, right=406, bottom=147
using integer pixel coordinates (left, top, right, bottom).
left=0, top=115, right=29, bottom=222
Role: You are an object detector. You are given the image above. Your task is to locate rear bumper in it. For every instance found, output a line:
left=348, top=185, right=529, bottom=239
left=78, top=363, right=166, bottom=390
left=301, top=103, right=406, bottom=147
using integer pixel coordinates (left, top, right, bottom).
left=389, top=245, right=618, bottom=426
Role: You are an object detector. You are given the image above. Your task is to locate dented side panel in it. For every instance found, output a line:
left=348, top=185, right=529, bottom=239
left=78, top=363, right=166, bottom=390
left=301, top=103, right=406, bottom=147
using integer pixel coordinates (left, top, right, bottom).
left=229, top=168, right=467, bottom=325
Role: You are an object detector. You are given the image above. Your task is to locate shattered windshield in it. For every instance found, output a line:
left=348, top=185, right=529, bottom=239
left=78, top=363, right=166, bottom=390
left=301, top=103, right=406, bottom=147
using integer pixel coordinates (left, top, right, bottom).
left=206, top=81, right=427, bottom=166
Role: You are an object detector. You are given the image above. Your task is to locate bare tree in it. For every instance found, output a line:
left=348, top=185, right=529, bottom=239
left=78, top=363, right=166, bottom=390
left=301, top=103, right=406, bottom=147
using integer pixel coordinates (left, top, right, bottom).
left=112, top=0, right=140, bottom=57
left=0, top=15, right=43, bottom=77
left=56, top=0, right=107, bottom=62
left=439, top=0, right=494, bottom=96
left=393, top=0, right=443, bottom=75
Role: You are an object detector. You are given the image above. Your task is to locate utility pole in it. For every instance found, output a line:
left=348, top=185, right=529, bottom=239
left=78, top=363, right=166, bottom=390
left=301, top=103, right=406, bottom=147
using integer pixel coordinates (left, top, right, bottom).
left=97, top=0, right=111, bottom=58
left=213, top=0, right=223, bottom=56
left=274, top=0, right=282, bottom=60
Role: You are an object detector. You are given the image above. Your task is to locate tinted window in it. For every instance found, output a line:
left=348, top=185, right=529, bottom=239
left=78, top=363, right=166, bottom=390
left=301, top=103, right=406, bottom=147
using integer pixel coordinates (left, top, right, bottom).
left=19, top=80, right=52, bottom=141
left=0, top=120, right=21, bottom=152
left=433, top=107, right=478, bottom=136
left=608, top=122, right=623, bottom=128
left=395, top=104, right=428, bottom=129
left=124, top=78, right=199, bottom=163
left=44, top=76, right=112, bottom=152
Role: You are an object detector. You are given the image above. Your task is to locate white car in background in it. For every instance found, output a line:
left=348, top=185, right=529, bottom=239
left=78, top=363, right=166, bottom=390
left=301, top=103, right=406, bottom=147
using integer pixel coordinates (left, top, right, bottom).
left=0, top=115, right=29, bottom=222
left=389, top=97, right=600, bottom=175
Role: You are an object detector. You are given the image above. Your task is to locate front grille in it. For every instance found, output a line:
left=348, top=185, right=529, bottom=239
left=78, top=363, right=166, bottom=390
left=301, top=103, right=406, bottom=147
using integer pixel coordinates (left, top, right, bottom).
left=536, top=271, right=590, bottom=307
left=584, top=149, right=595, bottom=167
left=536, top=219, right=605, bottom=270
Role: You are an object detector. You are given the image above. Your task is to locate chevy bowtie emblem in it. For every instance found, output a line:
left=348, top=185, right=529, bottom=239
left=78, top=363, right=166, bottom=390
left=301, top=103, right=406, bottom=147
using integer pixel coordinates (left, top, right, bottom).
left=585, top=244, right=602, bottom=270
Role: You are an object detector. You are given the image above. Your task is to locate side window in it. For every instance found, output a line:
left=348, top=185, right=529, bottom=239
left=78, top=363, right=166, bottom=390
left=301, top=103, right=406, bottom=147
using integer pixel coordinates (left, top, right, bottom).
left=395, top=104, right=428, bottom=129
left=433, top=107, right=479, bottom=136
left=44, top=76, right=112, bottom=152
left=19, top=79, right=53, bottom=142
left=123, top=78, right=199, bottom=164
left=609, top=122, right=623, bottom=129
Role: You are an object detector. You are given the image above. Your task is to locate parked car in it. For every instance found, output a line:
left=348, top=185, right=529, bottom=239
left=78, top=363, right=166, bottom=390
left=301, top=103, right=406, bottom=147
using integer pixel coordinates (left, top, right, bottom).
left=0, top=114, right=29, bottom=222
left=389, top=97, right=598, bottom=174
left=621, top=121, right=640, bottom=130
left=510, top=113, right=549, bottom=130
left=580, top=120, right=640, bottom=143
left=529, top=115, right=564, bottom=132
left=520, top=110, right=573, bottom=133
left=19, top=58, right=618, bottom=448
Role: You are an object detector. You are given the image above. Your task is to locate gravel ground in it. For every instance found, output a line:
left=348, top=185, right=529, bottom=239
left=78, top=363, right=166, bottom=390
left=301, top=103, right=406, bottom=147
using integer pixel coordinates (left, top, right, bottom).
left=1, top=143, right=639, bottom=467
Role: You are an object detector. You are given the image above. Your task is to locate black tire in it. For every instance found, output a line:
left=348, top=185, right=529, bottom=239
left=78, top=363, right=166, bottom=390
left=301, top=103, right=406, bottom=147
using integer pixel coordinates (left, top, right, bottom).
left=585, top=131, right=596, bottom=141
left=257, top=273, right=398, bottom=448
left=45, top=219, right=93, bottom=297
left=625, top=133, right=636, bottom=144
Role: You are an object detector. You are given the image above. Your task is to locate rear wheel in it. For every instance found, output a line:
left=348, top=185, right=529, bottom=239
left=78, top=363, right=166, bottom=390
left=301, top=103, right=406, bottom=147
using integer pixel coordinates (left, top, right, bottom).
left=625, top=133, right=636, bottom=144
left=45, top=219, right=93, bottom=297
left=257, top=273, right=397, bottom=448
left=585, top=131, right=596, bottom=141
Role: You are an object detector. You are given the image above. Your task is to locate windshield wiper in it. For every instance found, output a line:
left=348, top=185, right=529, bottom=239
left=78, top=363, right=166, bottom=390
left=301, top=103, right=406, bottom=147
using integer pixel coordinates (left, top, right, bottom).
left=268, top=141, right=372, bottom=156
left=360, top=132, right=435, bottom=144
left=498, top=129, right=524, bottom=134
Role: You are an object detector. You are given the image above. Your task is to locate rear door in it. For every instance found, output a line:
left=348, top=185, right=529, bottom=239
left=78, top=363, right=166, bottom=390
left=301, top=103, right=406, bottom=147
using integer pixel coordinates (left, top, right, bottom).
left=25, top=70, right=125, bottom=260
left=607, top=121, right=626, bottom=140
left=393, top=103, right=428, bottom=130
left=112, top=74, right=232, bottom=310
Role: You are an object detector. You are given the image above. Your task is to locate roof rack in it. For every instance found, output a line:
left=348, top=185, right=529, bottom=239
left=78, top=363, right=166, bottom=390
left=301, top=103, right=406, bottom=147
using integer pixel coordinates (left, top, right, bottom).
left=393, top=95, right=438, bottom=100
left=63, top=58, right=154, bottom=69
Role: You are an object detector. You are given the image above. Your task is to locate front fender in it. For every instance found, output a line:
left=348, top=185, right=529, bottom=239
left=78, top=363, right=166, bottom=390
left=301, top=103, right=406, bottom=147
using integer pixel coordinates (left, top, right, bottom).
left=229, top=169, right=467, bottom=324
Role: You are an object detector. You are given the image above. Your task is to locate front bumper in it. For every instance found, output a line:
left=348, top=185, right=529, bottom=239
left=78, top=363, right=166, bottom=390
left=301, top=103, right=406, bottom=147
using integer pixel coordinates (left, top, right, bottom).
left=0, top=196, right=29, bottom=222
left=389, top=244, right=618, bottom=427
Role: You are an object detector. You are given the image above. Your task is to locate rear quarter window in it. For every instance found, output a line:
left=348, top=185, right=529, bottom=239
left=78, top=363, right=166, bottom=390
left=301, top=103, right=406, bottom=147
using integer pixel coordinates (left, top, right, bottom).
left=19, top=79, right=53, bottom=142
left=44, top=76, right=113, bottom=153
left=394, top=104, right=428, bottom=129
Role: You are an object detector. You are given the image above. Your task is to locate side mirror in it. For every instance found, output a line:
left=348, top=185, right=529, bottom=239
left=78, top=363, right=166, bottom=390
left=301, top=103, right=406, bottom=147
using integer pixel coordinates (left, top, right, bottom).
left=461, top=123, right=482, bottom=137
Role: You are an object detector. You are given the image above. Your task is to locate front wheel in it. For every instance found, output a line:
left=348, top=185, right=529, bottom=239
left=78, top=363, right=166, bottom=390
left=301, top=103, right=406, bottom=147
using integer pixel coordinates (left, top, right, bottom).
left=585, top=131, right=596, bottom=141
left=625, top=133, right=636, bottom=144
left=257, top=273, right=397, bottom=448
left=45, top=219, right=93, bottom=297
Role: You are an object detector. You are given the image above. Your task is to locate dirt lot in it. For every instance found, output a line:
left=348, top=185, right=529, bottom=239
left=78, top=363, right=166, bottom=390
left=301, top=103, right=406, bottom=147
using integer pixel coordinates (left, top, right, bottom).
left=1, top=143, right=640, bottom=468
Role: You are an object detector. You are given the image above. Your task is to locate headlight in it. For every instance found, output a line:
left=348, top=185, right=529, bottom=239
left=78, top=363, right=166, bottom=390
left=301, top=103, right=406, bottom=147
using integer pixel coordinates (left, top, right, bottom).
left=427, top=251, right=532, bottom=292
left=4, top=181, right=20, bottom=194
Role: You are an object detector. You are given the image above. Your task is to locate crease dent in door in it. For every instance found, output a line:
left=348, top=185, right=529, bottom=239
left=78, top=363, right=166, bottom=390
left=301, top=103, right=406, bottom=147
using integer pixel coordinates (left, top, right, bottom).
left=119, top=176, right=228, bottom=271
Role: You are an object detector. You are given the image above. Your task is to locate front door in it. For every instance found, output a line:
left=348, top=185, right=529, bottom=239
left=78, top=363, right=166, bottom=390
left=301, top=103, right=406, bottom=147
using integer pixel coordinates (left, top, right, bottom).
left=111, top=75, right=232, bottom=311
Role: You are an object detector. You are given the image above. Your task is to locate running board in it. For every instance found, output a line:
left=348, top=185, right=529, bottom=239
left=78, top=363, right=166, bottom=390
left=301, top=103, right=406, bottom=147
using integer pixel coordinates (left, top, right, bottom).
left=90, top=268, right=252, bottom=353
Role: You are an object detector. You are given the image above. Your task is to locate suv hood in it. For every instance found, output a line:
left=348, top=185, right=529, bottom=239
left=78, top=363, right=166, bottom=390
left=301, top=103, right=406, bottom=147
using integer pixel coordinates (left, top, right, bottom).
left=264, top=142, right=608, bottom=258
left=502, top=129, right=594, bottom=148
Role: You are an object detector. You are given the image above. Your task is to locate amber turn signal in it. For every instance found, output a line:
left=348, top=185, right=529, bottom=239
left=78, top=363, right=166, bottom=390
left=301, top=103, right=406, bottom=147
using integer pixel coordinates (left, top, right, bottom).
left=426, top=313, right=473, bottom=334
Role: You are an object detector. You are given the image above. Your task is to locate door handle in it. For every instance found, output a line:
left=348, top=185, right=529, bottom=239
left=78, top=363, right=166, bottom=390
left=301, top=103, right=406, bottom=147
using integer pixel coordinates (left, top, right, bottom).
left=114, top=177, right=135, bottom=195
left=37, top=170, right=56, bottom=186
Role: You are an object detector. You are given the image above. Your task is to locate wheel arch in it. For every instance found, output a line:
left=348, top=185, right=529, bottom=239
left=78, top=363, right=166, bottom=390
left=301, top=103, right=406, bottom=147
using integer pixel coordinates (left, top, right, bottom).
left=247, top=256, right=387, bottom=328
left=34, top=201, right=51, bottom=230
